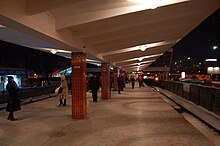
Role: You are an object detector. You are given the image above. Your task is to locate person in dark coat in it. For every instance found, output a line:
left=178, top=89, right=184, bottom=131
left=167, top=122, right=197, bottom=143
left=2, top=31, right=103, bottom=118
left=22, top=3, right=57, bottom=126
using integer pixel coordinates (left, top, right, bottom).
left=6, top=76, right=21, bottom=121
left=130, top=75, right=136, bottom=89
left=117, top=74, right=124, bottom=94
left=89, top=74, right=101, bottom=102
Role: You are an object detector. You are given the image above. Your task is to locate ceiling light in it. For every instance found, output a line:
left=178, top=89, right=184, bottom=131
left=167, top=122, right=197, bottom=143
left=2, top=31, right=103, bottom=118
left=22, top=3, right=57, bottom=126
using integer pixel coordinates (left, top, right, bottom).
left=50, top=49, right=57, bottom=54
left=139, top=45, right=147, bottom=51
left=127, top=0, right=161, bottom=9
left=138, top=57, right=143, bottom=61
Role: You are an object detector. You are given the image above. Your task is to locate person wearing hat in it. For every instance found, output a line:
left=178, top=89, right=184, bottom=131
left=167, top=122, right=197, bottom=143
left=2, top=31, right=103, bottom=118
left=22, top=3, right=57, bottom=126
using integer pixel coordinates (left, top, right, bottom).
left=58, top=76, right=68, bottom=106
left=6, top=76, right=21, bottom=121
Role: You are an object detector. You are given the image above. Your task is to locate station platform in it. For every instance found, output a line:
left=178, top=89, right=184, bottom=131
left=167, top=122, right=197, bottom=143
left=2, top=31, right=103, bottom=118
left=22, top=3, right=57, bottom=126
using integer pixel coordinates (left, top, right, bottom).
left=0, top=83, right=218, bottom=146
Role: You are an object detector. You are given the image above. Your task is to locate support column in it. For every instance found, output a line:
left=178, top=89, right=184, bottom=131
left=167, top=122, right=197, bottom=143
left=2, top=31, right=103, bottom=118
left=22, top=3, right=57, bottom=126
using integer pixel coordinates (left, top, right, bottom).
left=71, top=52, right=87, bottom=119
left=113, top=67, right=118, bottom=91
left=101, top=63, right=110, bottom=100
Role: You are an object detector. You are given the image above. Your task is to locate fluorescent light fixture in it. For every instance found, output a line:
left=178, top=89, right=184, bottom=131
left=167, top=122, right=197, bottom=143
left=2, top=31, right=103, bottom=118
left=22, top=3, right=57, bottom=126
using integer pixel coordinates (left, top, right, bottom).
left=50, top=49, right=57, bottom=54
left=205, top=59, right=217, bottom=62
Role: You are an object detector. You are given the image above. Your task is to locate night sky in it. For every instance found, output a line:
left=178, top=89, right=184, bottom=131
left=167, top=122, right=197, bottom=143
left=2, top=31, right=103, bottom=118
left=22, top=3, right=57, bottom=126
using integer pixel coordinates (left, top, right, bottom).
left=173, top=8, right=220, bottom=60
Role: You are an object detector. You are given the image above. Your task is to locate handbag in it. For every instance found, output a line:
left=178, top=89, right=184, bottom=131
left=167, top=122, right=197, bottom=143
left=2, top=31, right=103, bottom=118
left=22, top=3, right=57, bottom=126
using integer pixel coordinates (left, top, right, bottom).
left=58, top=87, right=63, bottom=94
left=55, top=87, right=63, bottom=94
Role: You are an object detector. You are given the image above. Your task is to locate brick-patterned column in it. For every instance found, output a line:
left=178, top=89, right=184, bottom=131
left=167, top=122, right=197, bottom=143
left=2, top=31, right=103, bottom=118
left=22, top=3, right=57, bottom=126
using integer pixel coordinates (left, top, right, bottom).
left=113, top=67, right=118, bottom=91
left=71, top=52, right=87, bottom=119
left=101, top=63, right=110, bottom=100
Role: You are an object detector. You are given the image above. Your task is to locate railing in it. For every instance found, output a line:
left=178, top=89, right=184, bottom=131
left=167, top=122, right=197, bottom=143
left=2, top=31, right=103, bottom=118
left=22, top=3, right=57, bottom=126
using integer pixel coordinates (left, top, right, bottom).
left=0, top=86, right=58, bottom=104
left=160, top=80, right=220, bottom=116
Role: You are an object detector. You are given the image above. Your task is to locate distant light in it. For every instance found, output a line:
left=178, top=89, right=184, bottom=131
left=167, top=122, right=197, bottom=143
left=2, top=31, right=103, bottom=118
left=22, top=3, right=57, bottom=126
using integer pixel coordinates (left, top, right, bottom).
left=50, top=49, right=57, bottom=54
left=97, top=64, right=101, bottom=66
left=187, top=57, right=191, bottom=60
left=205, top=59, right=217, bottom=62
left=110, top=67, right=113, bottom=70
left=181, top=72, right=185, bottom=79
left=214, top=67, right=219, bottom=70
left=207, top=67, right=220, bottom=74
left=207, top=67, right=213, bottom=70
left=155, top=77, right=159, bottom=81
left=213, top=46, right=218, bottom=50
left=143, top=76, right=147, bottom=79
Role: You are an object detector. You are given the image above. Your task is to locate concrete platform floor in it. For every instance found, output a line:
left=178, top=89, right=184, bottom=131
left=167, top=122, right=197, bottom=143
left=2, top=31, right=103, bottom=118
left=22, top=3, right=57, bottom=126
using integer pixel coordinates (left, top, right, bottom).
left=0, top=83, right=217, bottom=146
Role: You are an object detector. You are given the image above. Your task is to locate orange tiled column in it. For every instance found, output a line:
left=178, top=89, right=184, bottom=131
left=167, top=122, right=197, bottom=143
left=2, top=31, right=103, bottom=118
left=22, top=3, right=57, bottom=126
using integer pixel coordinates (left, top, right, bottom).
left=113, top=67, right=118, bottom=91
left=71, top=52, right=87, bottom=119
left=101, top=63, right=110, bottom=100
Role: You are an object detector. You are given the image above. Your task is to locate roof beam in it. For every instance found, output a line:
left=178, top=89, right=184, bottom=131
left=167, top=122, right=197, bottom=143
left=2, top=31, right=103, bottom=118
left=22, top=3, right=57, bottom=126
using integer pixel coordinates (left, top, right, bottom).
left=55, top=0, right=195, bottom=30
left=70, top=1, right=218, bottom=38
left=104, top=44, right=171, bottom=62
left=81, top=12, right=208, bottom=46
left=94, top=29, right=185, bottom=52
left=100, top=40, right=176, bottom=56
left=115, top=56, right=159, bottom=67
left=25, top=0, right=83, bottom=15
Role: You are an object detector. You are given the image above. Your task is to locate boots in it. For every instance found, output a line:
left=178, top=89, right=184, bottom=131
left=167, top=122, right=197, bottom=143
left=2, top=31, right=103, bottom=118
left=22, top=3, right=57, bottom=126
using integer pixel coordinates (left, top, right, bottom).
left=7, top=112, right=17, bottom=121
left=58, top=99, right=63, bottom=106
left=63, top=99, right=66, bottom=106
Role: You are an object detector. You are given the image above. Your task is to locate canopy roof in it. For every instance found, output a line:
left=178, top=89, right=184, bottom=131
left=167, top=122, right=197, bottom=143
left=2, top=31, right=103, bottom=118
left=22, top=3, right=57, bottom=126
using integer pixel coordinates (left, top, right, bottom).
left=0, top=0, right=219, bottom=72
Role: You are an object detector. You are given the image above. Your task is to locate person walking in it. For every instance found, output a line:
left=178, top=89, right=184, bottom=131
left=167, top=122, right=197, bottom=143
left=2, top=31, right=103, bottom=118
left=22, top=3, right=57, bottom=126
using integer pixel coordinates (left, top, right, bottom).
left=138, top=75, right=143, bottom=88
left=117, top=74, right=123, bottom=94
left=130, top=75, right=136, bottom=89
left=6, top=76, right=21, bottom=121
left=89, top=74, right=100, bottom=102
left=58, top=75, right=68, bottom=106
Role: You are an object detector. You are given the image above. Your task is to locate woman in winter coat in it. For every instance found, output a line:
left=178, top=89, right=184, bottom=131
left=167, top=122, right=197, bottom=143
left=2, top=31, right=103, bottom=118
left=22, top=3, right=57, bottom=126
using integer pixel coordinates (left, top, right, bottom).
left=6, top=76, right=21, bottom=121
left=58, top=76, right=69, bottom=106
